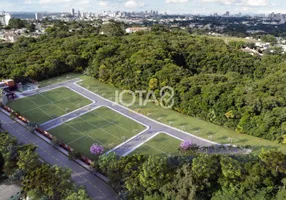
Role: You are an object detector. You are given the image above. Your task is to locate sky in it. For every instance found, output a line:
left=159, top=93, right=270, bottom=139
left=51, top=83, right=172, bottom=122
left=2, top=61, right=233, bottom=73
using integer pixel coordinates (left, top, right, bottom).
left=1, top=0, right=286, bottom=14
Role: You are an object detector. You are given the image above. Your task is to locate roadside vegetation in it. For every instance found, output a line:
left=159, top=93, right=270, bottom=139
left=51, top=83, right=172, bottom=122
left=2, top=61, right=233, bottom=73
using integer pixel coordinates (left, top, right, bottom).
left=98, top=148, right=286, bottom=199
left=0, top=131, right=91, bottom=199
left=2, top=128, right=286, bottom=200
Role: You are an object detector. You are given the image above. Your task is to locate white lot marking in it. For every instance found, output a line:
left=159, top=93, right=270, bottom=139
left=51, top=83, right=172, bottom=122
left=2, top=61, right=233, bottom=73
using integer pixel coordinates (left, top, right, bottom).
left=22, top=98, right=65, bottom=114
left=64, top=123, right=103, bottom=145
left=43, top=89, right=144, bottom=148
left=73, top=80, right=218, bottom=145
left=122, top=132, right=183, bottom=156
left=26, top=98, right=53, bottom=120
left=41, top=94, right=132, bottom=149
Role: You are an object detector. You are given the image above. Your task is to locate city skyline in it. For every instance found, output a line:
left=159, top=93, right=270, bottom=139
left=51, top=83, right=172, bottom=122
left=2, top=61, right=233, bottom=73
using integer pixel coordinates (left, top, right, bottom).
left=1, top=0, right=286, bottom=15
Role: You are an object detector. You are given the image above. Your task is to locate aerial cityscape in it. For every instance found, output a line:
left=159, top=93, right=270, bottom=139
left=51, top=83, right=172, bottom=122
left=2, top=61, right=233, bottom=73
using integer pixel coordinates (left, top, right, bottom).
left=0, top=0, right=286, bottom=199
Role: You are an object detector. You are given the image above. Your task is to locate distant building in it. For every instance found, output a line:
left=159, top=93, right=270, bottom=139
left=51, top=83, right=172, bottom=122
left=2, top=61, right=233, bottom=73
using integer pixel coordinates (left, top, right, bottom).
left=4, top=32, right=19, bottom=43
left=71, top=8, right=75, bottom=17
left=126, top=27, right=151, bottom=34
left=279, top=44, right=286, bottom=52
left=0, top=12, right=11, bottom=26
left=35, top=12, right=43, bottom=21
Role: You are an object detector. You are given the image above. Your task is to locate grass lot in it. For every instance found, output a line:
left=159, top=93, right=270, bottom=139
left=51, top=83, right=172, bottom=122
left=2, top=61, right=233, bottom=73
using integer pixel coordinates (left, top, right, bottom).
left=38, top=73, right=82, bottom=88
left=75, top=75, right=286, bottom=154
left=48, top=106, right=146, bottom=160
left=7, top=87, right=92, bottom=124
left=203, top=35, right=258, bottom=44
left=132, top=133, right=182, bottom=156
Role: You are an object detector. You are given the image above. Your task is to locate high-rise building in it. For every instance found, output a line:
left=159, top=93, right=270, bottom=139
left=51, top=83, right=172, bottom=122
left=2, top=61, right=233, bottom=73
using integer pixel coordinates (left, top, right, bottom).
left=35, top=12, right=43, bottom=21
left=0, top=12, right=11, bottom=26
left=269, top=12, right=275, bottom=18
left=77, top=10, right=81, bottom=18
left=71, top=8, right=75, bottom=17
left=226, top=11, right=230, bottom=17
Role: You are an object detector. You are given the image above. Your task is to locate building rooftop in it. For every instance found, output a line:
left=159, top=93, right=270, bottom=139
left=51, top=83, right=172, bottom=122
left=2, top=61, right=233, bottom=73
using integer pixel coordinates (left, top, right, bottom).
left=0, top=181, right=22, bottom=200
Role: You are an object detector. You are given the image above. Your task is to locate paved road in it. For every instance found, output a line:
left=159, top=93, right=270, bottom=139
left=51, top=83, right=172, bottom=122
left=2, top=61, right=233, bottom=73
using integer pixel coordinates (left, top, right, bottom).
left=0, top=112, right=117, bottom=200
left=20, top=78, right=217, bottom=156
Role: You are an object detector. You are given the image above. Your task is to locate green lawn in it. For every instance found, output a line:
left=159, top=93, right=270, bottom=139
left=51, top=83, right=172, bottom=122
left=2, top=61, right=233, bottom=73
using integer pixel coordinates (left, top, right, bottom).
left=77, top=75, right=286, bottom=154
left=48, top=106, right=146, bottom=160
left=7, top=87, right=92, bottom=124
left=131, top=133, right=181, bottom=156
left=38, top=73, right=82, bottom=88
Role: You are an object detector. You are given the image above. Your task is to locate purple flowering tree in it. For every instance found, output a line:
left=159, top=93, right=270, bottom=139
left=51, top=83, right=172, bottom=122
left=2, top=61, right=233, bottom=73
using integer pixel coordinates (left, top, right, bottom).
left=90, top=144, right=104, bottom=155
left=179, top=140, right=193, bottom=151
left=179, top=140, right=199, bottom=154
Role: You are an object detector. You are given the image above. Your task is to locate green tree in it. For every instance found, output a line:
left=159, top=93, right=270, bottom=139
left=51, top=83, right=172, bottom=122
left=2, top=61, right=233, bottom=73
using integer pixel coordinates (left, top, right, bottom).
left=22, top=164, right=73, bottom=199
left=138, top=156, right=172, bottom=195
left=24, top=122, right=39, bottom=133
left=8, top=18, right=27, bottom=29
left=219, top=156, right=244, bottom=189
left=259, top=150, right=286, bottom=174
left=17, top=149, right=40, bottom=174
left=99, top=21, right=124, bottom=36
left=191, top=154, right=221, bottom=198
left=261, top=35, right=277, bottom=45
left=276, top=179, right=286, bottom=200
left=26, top=23, right=36, bottom=32
left=64, top=188, right=91, bottom=200
left=51, top=137, right=61, bottom=148
left=98, top=152, right=117, bottom=174
left=161, top=164, right=198, bottom=200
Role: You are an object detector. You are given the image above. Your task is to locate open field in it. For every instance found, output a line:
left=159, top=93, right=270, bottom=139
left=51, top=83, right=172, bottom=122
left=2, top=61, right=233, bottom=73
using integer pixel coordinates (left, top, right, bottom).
left=204, top=35, right=258, bottom=44
left=74, top=75, right=286, bottom=154
left=38, top=73, right=82, bottom=88
left=132, top=133, right=181, bottom=156
left=7, top=87, right=92, bottom=124
left=48, top=106, right=146, bottom=159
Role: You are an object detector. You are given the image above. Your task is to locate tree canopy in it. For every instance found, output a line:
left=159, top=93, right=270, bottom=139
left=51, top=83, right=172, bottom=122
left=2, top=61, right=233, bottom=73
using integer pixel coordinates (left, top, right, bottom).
left=98, top=150, right=286, bottom=200
left=0, top=21, right=285, bottom=142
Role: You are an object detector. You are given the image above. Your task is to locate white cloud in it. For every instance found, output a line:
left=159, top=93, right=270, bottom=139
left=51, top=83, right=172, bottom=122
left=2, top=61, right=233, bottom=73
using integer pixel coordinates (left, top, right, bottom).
left=244, top=0, right=269, bottom=6
left=125, top=0, right=145, bottom=8
left=200, top=0, right=270, bottom=7
left=39, top=0, right=71, bottom=4
left=99, top=1, right=108, bottom=7
left=166, top=0, right=188, bottom=3
left=24, top=0, right=32, bottom=4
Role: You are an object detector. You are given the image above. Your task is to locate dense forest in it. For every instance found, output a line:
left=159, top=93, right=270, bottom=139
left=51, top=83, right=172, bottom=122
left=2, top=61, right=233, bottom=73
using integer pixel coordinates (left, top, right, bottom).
left=0, top=21, right=285, bottom=143
left=98, top=150, right=286, bottom=199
